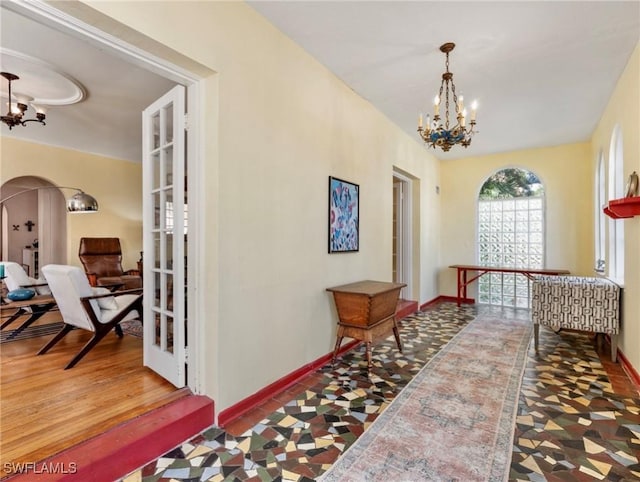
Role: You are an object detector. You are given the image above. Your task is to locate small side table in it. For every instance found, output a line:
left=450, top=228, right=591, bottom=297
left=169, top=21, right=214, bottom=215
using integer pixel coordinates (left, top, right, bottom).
left=327, top=280, right=406, bottom=373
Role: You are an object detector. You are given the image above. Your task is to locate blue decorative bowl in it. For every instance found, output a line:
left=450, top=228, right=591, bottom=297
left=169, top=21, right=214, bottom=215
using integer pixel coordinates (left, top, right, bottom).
left=7, top=288, right=36, bottom=301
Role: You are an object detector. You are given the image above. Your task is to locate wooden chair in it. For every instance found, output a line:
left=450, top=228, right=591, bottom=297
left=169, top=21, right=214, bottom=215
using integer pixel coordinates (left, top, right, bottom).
left=39, top=264, right=142, bottom=369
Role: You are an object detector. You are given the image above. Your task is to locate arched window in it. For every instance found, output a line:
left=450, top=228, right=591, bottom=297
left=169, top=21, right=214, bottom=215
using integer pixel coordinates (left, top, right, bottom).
left=608, top=126, right=625, bottom=282
left=594, top=151, right=606, bottom=273
left=477, top=168, right=545, bottom=307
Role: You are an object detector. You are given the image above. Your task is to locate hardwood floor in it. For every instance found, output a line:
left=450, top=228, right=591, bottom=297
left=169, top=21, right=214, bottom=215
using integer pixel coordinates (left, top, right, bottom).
left=0, top=315, right=182, bottom=478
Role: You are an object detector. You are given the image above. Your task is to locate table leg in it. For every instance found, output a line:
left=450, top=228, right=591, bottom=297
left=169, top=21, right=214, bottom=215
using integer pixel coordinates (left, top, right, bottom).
left=456, top=268, right=462, bottom=306
left=331, top=326, right=345, bottom=366
left=365, top=341, right=373, bottom=372
left=462, top=269, right=468, bottom=301
left=392, top=318, right=403, bottom=353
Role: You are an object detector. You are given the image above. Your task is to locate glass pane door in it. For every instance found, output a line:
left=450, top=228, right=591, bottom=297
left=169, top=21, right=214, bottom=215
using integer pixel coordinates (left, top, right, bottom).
left=142, top=85, right=186, bottom=387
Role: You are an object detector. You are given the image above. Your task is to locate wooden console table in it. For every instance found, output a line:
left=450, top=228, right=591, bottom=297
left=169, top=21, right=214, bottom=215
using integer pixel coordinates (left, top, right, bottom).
left=449, top=264, right=570, bottom=306
left=327, top=280, right=406, bottom=373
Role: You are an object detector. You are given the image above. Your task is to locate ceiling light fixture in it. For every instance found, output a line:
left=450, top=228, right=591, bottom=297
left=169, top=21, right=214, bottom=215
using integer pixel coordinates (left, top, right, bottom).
left=1, top=72, right=46, bottom=130
left=417, top=43, right=477, bottom=152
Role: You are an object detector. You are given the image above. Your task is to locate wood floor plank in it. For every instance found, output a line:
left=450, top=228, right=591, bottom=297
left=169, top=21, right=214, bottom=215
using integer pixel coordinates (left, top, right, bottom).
left=0, top=326, right=182, bottom=473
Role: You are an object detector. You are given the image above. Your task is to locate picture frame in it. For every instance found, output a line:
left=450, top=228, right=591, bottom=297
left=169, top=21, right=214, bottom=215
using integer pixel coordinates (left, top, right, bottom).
left=328, top=176, right=359, bottom=253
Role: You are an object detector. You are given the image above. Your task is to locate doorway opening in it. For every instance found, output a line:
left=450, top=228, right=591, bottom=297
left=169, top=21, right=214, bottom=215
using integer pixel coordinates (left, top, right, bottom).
left=0, top=176, right=67, bottom=272
left=392, top=171, right=413, bottom=300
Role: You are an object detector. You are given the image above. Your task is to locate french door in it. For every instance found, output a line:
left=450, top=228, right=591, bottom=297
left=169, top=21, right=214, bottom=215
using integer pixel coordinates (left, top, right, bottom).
left=142, top=85, right=187, bottom=387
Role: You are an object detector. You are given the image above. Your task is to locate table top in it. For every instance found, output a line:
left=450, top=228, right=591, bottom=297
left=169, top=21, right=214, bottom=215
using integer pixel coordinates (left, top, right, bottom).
left=1, top=294, right=56, bottom=309
left=326, top=280, right=406, bottom=296
left=449, top=265, right=570, bottom=275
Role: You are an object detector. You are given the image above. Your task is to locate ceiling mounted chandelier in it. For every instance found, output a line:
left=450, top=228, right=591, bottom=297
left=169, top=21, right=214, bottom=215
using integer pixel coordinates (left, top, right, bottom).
left=417, top=43, right=477, bottom=152
left=1, top=72, right=46, bottom=130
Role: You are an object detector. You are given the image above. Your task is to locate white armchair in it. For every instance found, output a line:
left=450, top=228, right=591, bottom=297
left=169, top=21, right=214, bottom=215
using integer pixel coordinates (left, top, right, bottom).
left=39, top=264, right=143, bottom=369
left=0, top=261, right=55, bottom=336
left=2, top=260, right=51, bottom=295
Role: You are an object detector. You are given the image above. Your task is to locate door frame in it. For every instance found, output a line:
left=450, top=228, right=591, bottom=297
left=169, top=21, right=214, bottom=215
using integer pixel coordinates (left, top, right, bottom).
left=7, top=0, right=208, bottom=393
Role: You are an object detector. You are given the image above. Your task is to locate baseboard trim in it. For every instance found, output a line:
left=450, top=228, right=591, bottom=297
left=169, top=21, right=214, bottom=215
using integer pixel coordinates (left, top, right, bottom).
left=218, top=300, right=419, bottom=427
left=615, top=343, right=640, bottom=394
left=420, top=295, right=475, bottom=311
left=217, top=339, right=359, bottom=427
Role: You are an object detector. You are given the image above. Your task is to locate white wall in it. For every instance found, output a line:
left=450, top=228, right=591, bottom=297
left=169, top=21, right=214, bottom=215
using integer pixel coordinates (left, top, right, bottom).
left=79, top=1, right=441, bottom=411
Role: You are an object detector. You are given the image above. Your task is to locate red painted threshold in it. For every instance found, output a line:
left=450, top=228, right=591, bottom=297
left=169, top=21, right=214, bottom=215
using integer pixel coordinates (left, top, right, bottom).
left=218, top=300, right=419, bottom=427
left=6, top=393, right=214, bottom=482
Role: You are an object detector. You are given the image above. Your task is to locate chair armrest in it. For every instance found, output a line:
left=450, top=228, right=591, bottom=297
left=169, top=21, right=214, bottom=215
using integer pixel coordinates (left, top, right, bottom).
left=20, top=282, right=48, bottom=289
left=81, top=288, right=143, bottom=301
left=124, top=269, right=140, bottom=276
left=98, top=282, right=125, bottom=292
left=85, top=273, right=98, bottom=287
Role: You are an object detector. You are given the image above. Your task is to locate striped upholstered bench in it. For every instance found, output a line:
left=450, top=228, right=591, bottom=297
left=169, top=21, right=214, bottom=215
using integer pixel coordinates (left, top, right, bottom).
left=532, top=275, right=621, bottom=361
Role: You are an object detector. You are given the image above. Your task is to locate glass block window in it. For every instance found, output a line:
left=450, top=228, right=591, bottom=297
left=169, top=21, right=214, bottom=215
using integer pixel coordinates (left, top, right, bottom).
left=477, top=169, right=545, bottom=308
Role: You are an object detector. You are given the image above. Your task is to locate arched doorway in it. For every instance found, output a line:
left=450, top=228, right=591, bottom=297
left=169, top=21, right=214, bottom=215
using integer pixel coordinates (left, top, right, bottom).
left=0, top=176, right=67, bottom=274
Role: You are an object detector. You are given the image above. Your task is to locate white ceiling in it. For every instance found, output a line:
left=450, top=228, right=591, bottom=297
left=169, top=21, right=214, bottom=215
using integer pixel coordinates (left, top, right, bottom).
left=1, top=2, right=639, bottom=163
left=0, top=5, right=175, bottom=163
left=248, top=1, right=639, bottom=160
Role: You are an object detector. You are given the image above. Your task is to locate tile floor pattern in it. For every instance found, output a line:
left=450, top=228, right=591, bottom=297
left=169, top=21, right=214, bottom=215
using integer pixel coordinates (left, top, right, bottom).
left=124, top=303, right=640, bottom=482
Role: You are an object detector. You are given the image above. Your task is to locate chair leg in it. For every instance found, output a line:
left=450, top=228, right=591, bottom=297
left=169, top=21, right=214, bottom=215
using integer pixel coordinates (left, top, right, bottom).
left=37, top=324, right=74, bottom=355
left=534, top=324, right=539, bottom=353
left=610, top=334, right=618, bottom=363
left=0, top=308, right=27, bottom=330
left=4, top=306, right=54, bottom=340
left=64, top=326, right=112, bottom=370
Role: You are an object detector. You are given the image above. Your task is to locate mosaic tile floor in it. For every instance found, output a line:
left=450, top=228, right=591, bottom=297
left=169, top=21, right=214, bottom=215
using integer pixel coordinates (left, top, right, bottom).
left=123, top=303, right=640, bottom=482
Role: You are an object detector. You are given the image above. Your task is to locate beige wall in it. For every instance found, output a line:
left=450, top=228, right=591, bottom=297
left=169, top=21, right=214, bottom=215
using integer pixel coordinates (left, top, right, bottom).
left=440, top=142, right=594, bottom=296
left=591, top=43, right=639, bottom=372
left=1, top=138, right=143, bottom=269
left=81, top=1, right=441, bottom=411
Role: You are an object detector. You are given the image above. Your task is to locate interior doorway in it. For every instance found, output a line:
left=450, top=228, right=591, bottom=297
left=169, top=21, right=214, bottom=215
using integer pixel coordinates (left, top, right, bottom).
left=392, top=172, right=413, bottom=299
left=5, top=1, right=209, bottom=392
left=0, top=176, right=67, bottom=271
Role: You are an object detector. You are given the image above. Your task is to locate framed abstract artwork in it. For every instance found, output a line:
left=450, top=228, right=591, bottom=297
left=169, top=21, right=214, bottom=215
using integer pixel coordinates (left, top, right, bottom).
left=328, top=176, right=359, bottom=253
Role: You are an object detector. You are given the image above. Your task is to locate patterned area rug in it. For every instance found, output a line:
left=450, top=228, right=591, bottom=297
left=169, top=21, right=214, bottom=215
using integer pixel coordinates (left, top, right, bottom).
left=320, top=312, right=532, bottom=482
left=1, top=320, right=143, bottom=342
left=120, top=319, right=143, bottom=338
left=0, top=322, right=64, bottom=343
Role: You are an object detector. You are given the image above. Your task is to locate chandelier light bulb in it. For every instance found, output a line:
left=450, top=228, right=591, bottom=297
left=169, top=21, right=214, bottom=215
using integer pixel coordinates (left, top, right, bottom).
left=9, top=102, right=21, bottom=115
left=32, top=103, right=47, bottom=114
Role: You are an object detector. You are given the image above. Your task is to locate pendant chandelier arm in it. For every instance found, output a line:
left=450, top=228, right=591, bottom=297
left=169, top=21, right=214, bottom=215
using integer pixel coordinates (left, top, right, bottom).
left=0, top=186, right=99, bottom=213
